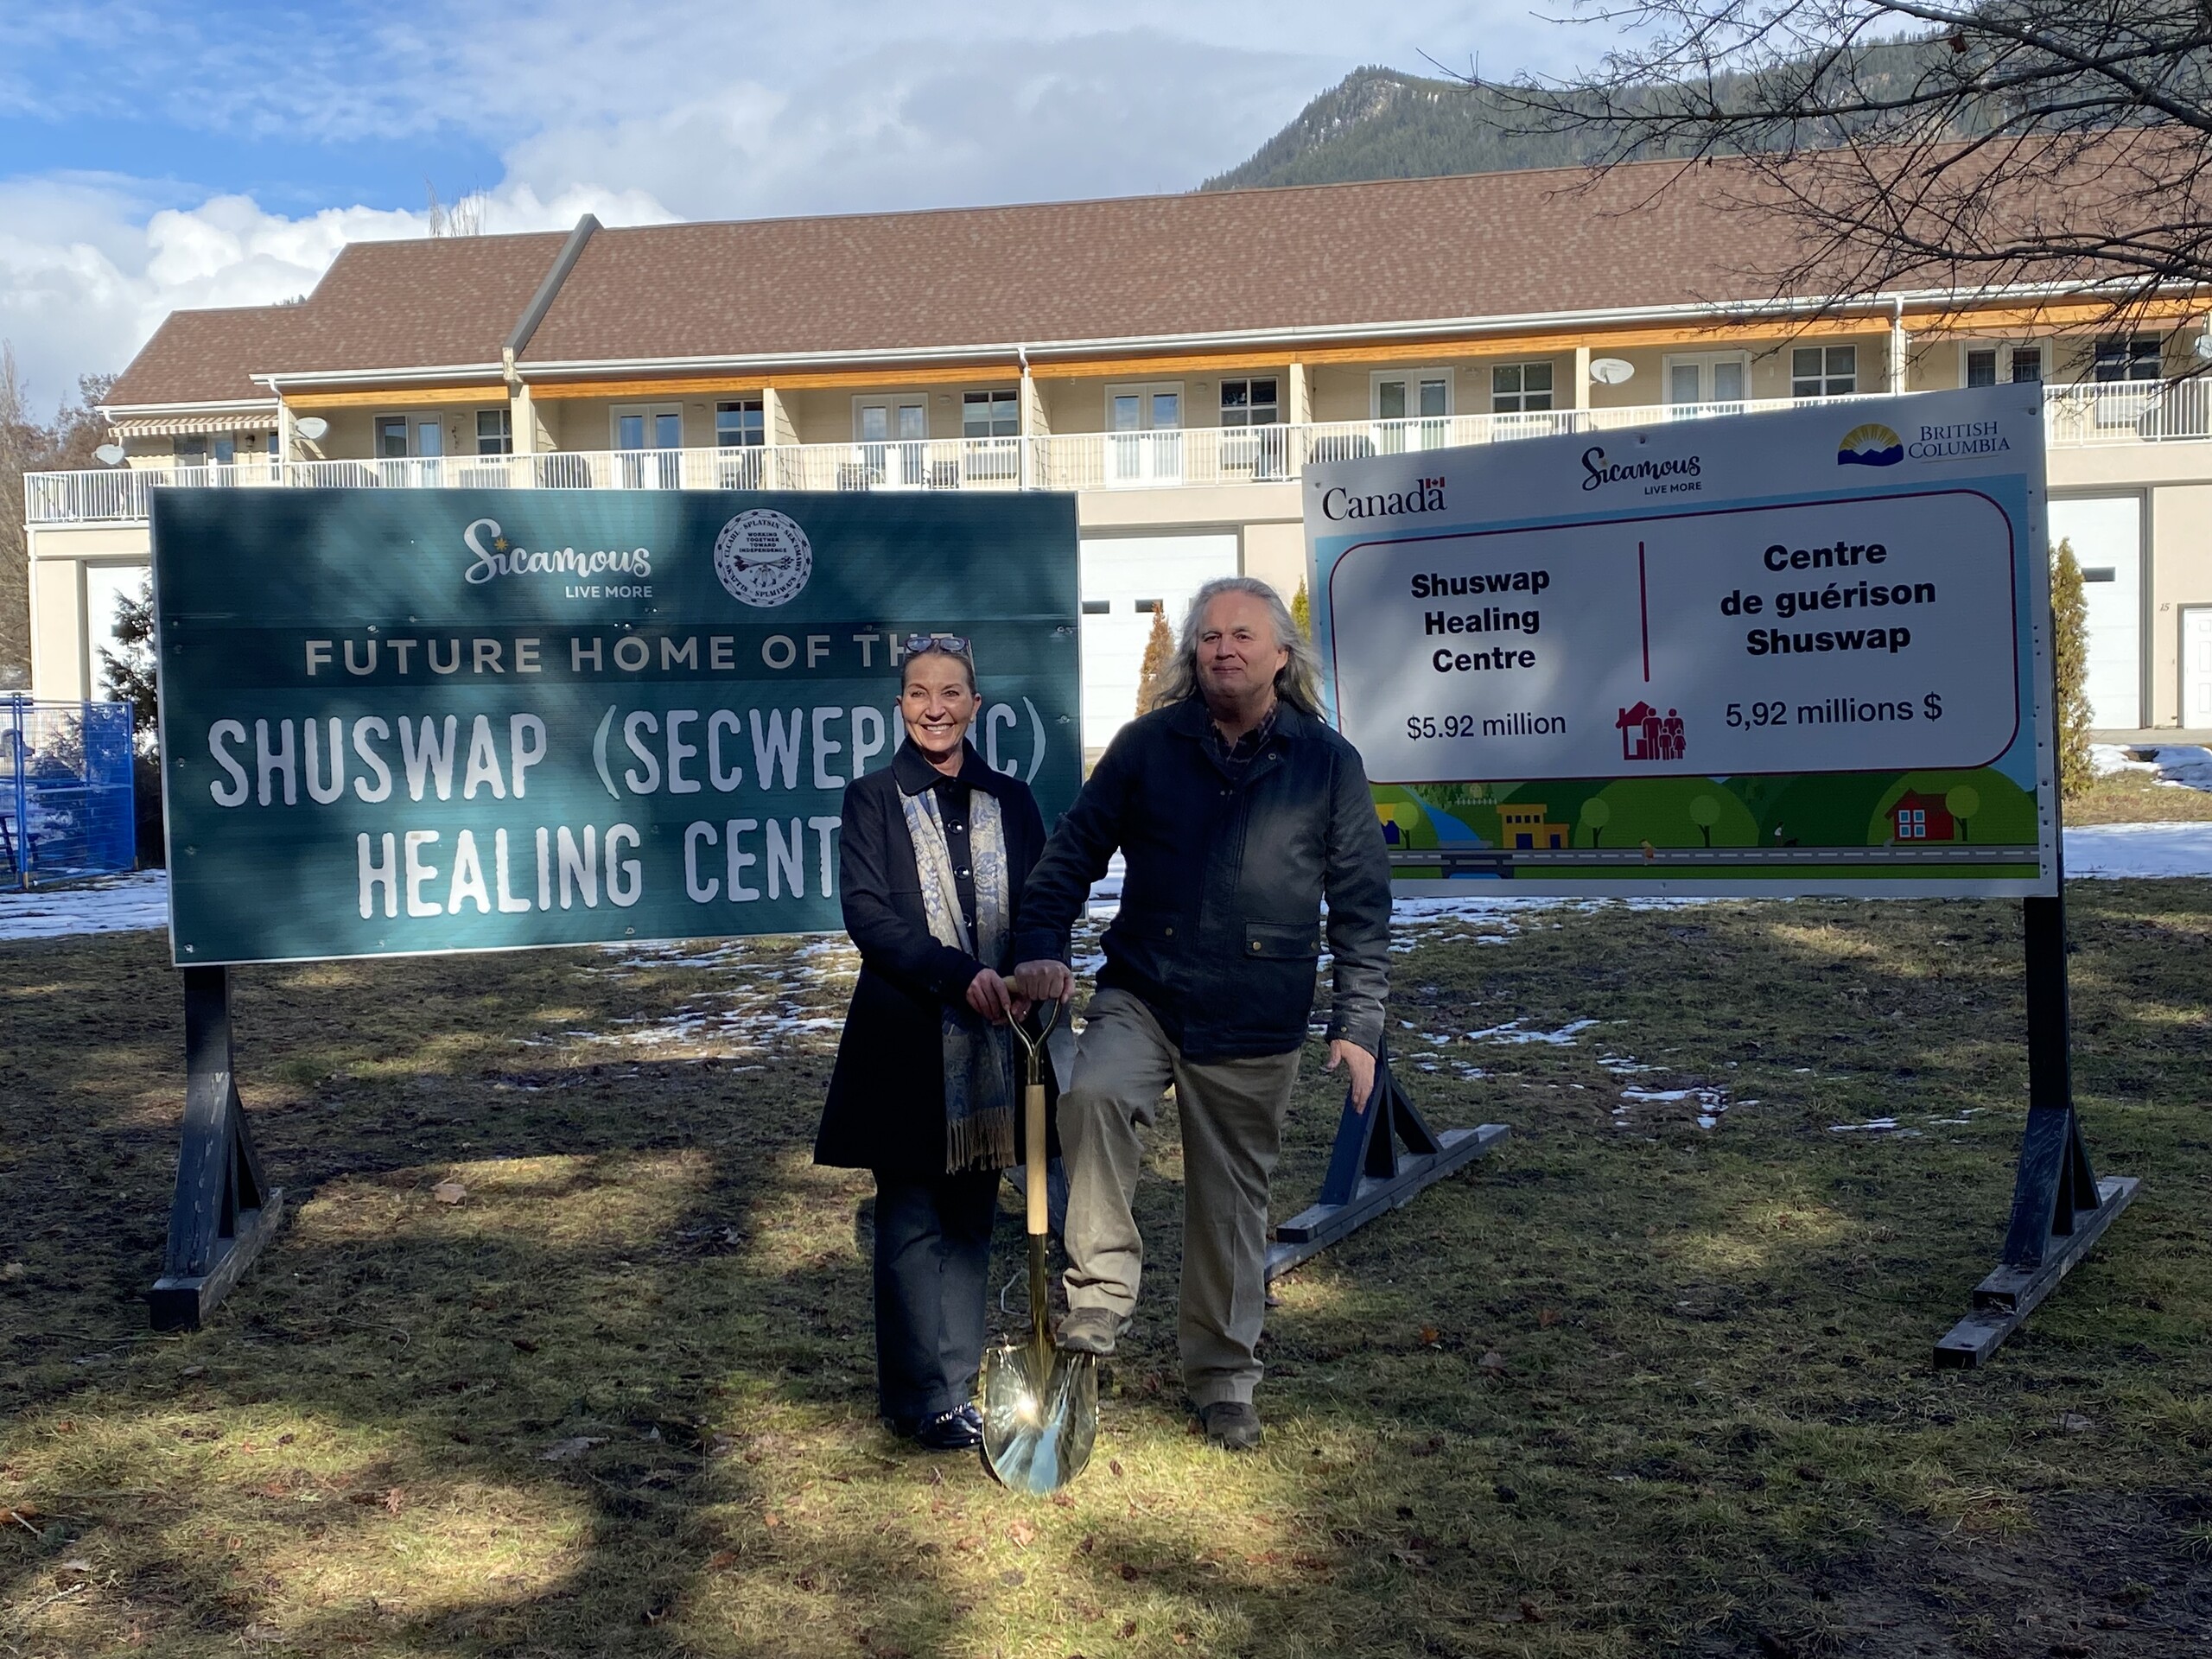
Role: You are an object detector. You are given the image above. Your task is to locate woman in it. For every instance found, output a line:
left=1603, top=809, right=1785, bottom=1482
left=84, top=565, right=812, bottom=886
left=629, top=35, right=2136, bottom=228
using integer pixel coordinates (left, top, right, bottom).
left=817, top=636, right=1051, bottom=1449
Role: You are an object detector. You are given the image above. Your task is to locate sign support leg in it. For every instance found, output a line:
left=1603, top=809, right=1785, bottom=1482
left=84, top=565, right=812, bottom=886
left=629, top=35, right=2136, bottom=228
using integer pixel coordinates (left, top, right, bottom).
left=1934, top=892, right=2139, bottom=1368
left=149, top=967, right=284, bottom=1331
left=1266, top=1041, right=1507, bottom=1279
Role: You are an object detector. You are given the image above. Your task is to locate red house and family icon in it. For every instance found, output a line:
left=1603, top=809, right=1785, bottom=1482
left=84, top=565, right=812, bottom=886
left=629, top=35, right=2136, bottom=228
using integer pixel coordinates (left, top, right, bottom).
left=1617, top=702, right=1686, bottom=762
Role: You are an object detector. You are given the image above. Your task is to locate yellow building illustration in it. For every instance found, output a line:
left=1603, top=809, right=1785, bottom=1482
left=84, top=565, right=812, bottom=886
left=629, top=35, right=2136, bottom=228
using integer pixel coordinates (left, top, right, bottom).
left=1498, top=803, right=1569, bottom=850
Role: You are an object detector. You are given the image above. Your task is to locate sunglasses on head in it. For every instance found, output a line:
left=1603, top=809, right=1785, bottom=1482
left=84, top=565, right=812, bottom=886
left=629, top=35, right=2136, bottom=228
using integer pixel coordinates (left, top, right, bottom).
left=901, top=633, right=972, bottom=658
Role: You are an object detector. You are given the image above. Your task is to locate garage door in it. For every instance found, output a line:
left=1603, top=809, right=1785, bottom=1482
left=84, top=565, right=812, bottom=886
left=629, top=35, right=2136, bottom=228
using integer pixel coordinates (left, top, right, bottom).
left=1078, top=533, right=1239, bottom=753
left=2049, top=497, right=2141, bottom=729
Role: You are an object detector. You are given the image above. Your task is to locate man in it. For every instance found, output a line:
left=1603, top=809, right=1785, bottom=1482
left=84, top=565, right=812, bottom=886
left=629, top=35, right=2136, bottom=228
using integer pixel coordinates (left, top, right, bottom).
left=1012, top=576, right=1391, bottom=1451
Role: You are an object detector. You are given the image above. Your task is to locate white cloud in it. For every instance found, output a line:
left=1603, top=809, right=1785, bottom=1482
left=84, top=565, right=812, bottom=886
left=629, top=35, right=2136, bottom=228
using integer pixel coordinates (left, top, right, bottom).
left=0, top=2, right=1590, bottom=408
left=502, top=30, right=1329, bottom=219
left=0, top=180, right=673, bottom=410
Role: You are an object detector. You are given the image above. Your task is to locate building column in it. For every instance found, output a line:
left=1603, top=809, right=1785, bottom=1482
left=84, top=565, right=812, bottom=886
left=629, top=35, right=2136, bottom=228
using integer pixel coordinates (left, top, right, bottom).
left=510, top=385, right=537, bottom=456
left=1890, top=304, right=1909, bottom=393
left=1287, top=360, right=1313, bottom=482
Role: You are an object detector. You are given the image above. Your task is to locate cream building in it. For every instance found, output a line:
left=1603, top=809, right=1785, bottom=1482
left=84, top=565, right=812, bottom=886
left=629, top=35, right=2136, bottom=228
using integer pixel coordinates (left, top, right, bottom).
left=25, top=161, right=2212, bottom=740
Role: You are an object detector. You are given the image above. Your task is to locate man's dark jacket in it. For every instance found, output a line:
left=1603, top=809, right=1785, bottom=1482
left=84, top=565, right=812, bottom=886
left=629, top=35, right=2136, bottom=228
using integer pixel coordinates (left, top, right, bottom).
left=1013, top=695, right=1391, bottom=1063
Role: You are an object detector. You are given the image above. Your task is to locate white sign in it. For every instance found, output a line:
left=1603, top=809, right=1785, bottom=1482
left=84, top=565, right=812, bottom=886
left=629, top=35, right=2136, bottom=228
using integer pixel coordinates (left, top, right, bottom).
left=1330, top=488, right=2019, bottom=782
left=1304, top=385, right=2055, bottom=898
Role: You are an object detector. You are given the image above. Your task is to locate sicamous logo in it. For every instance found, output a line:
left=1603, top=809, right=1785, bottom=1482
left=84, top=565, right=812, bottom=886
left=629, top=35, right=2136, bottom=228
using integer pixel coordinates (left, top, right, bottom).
left=463, top=518, right=652, bottom=586
left=1837, top=423, right=1904, bottom=467
left=1581, top=445, right=1701, bottom=494
left=714, top=509, right=813, bottom=607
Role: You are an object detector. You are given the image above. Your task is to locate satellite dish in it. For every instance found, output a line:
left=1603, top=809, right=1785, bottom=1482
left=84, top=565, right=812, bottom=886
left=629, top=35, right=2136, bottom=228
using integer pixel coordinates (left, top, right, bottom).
left=93, top=444, right=126, bottom=466
left=295, top=416, right=330, bottom=441
left=1588, top=358, right=1637, bottom=386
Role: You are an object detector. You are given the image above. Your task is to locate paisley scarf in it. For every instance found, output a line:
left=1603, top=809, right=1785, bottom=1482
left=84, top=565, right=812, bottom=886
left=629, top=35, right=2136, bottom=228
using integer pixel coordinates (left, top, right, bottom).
left=899, top=785, right=1018, bottom=1171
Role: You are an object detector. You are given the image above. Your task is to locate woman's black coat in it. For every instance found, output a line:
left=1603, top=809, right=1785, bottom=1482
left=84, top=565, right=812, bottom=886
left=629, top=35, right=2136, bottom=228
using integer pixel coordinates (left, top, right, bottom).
left=816, top=739, right=1053, bottom=1176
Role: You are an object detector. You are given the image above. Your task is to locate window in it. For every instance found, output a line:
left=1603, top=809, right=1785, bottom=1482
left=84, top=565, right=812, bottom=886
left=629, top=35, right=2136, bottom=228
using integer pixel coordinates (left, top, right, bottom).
left=2094, top=336, right=2163, bottom=382
left=1491, top=362, right=1554, bottom=413
left=1665, top=353, right=1747, bottom=405
left=476, top=408, right=512, bottom=455
left=1792, top=345, right=1857, bottom=398
left=211, top=435, right=237, bottom=466
left=376, top=416, right=443, bottom=457
left=962, top=389, right=1019, bottom=438
left=175, top=435, right=207, bottom=466
left=614, top=406, right=682, bottom=450
left=1219, top=378, right=1280, bottom=427
left=1968, top=346, right=2045, bottom=386
left=1373, top=372, right=1450, bottom=421
left=716, top=398, right=765, bottom=448
left=855, top=398, right=927, bottom=442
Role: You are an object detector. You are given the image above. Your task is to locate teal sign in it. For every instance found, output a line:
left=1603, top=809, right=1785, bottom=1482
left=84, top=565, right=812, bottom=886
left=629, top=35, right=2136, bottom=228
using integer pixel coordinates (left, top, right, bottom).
left=151, top=490, right=1081, bottom=964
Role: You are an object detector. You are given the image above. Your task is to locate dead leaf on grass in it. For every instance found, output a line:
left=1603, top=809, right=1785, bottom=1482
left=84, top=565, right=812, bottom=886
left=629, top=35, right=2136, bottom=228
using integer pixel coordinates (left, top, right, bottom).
left=1008, top=1521, right=1037, bottom=1548
left=1519, top=1599, right=1546, bottom=1623
left=431, top=1180, right=468, bottom=1205
left=1477, top=1350, right=1507, bottom=1376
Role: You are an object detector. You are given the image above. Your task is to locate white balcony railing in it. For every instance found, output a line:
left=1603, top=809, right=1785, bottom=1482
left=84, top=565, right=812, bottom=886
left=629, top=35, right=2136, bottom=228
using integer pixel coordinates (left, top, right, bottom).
left=25, top=384, right=2212, bottom=524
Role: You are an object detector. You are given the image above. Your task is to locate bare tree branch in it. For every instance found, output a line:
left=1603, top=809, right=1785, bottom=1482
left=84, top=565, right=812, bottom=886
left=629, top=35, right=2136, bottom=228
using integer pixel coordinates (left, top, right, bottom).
left=1493, top=2, right=2212, bottom=322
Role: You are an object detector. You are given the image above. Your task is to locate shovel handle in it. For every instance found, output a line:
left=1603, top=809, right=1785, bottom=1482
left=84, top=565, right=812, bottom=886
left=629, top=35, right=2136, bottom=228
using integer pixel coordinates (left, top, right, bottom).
left=1024, top=1081, right=1047, bottom=1235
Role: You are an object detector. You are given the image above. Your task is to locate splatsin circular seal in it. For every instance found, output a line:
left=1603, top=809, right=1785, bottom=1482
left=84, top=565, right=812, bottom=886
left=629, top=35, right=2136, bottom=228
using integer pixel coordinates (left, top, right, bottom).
left=713, top=510, right=812, bottom=607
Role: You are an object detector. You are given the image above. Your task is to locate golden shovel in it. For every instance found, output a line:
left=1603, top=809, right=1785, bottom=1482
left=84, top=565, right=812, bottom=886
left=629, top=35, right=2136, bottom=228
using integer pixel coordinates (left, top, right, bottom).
left=978, top=1000, right=1097, bottom=1493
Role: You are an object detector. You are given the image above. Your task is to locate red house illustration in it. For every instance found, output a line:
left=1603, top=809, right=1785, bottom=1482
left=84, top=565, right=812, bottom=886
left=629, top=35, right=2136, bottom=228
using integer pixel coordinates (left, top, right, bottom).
left=1617, top=701, right=1659, bottom=761
left=1891, top=791, right=1955, bottom=842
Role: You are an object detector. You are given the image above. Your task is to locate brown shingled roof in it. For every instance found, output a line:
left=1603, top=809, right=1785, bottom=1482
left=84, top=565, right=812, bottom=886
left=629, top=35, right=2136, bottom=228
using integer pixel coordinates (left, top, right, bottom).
left=277, top=231, right=571, bottom=373
left=112, top=150, right=2115, bottom=409
left=106, top=305, right=303, bottom=407
left=518, top=163, right=1810, bottom=365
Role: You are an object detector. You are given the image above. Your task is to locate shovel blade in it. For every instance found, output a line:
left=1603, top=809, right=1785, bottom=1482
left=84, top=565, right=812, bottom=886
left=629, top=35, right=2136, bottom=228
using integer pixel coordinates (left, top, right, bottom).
left=978, top=1340, right=1097, bottom=1494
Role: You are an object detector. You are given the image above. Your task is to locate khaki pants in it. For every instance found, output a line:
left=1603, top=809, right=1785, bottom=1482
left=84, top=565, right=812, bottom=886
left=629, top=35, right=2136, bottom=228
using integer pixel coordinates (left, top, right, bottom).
left=1058, top=988, right=1300, bottom=1408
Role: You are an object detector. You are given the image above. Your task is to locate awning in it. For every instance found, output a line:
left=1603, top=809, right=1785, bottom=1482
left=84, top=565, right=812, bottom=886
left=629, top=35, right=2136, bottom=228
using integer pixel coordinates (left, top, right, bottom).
left=109, top=408, right=281, bottom=438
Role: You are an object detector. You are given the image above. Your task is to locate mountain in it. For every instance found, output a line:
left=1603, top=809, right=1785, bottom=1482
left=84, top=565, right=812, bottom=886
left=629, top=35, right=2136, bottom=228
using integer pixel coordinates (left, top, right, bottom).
left=1198, top=67, right=1616, bottom=193
left=1200, top=48, right=1980, bottom=193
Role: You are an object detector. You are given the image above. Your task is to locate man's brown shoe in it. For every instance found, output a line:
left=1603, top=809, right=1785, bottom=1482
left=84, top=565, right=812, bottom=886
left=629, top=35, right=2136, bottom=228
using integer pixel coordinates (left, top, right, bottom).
left=1198, top=1401, right=1262, bottom=1451
left=1055, top=1307, right=1119, bottom=1356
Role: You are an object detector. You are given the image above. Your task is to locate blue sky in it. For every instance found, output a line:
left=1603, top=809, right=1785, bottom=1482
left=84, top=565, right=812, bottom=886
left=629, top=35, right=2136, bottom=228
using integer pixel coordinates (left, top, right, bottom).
left=0, top=2, right=1592, bottom=409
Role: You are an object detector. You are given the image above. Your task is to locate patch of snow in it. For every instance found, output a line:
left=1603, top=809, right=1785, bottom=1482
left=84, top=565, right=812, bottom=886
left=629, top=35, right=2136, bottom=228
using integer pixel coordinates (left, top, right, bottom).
left=2093, top=743, right=2212, bottom=791
left=1467, top=1017, right=1599, bottom=1046
left=0, top=871, right=169, bottom=941
left=2066, top=822, right=2212, bottom=878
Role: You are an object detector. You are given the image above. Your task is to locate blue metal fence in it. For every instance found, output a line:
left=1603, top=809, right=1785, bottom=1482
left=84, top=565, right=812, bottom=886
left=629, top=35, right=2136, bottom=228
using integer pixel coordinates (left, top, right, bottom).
left=0, top=698, right=137, bottom=887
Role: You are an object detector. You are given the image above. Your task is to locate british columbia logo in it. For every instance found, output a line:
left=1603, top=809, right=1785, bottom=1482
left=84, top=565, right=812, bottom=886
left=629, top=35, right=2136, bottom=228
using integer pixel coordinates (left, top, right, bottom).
left=714, top=510, right=813, bottom=607
left=1837, top=423, right=1904, bottom=467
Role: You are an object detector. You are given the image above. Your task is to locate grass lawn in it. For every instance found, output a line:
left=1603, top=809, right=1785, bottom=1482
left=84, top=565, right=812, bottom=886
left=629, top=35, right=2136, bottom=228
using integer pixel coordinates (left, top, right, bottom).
left=2, top=883, right=2209, bottom=1656
left=2065, top=773, right=2212, bottom=825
